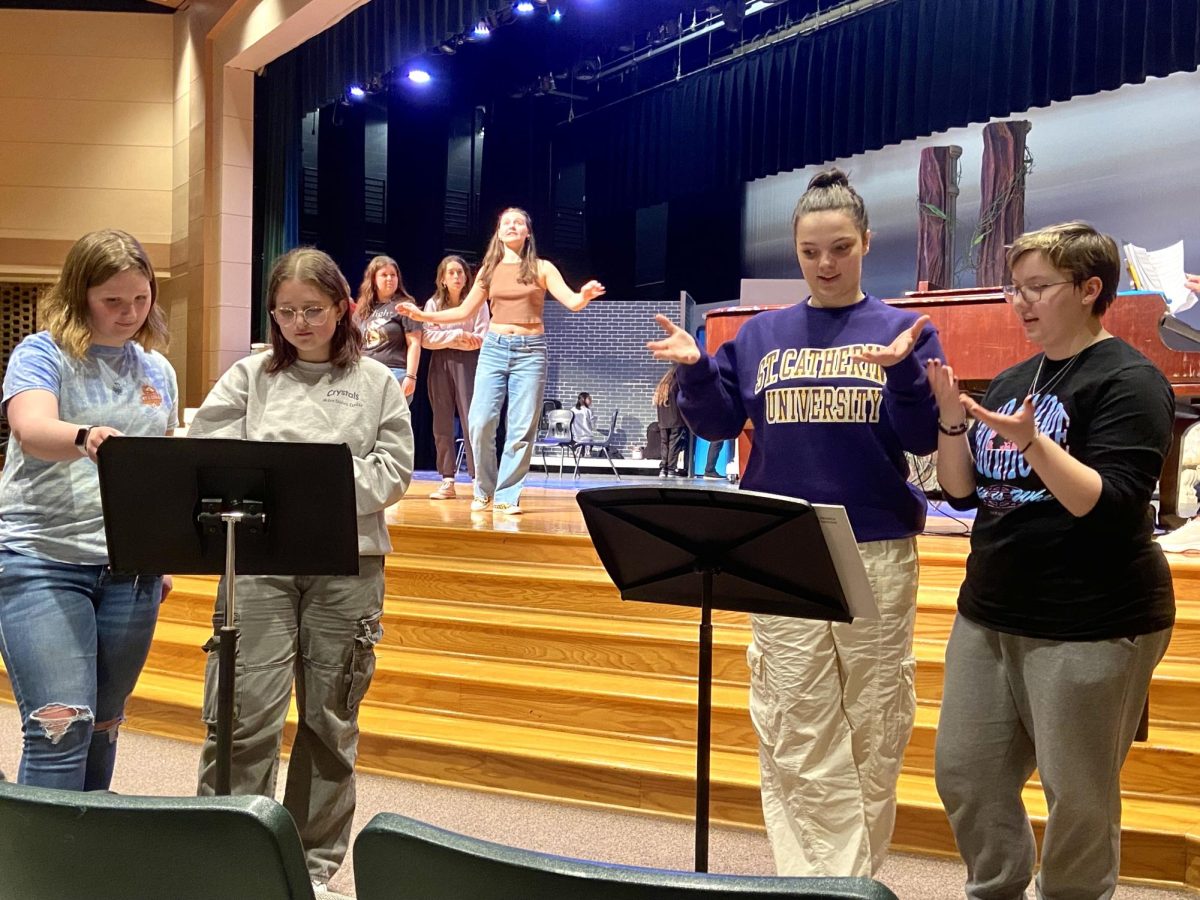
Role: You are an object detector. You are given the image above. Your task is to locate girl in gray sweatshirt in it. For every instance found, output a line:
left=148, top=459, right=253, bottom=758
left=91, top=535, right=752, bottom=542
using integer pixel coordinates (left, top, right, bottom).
left=189, top=247, right=413, bottom=890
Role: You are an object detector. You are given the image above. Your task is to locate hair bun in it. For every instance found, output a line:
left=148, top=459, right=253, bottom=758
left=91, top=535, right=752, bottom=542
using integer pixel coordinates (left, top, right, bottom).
left=807, top=168, right=850, bottom=190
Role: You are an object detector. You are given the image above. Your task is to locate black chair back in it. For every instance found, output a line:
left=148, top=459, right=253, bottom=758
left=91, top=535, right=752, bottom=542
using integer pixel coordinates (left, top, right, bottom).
left=0, top=781, right=314, bottom=900
left=353, top=812, right=899, bottom=900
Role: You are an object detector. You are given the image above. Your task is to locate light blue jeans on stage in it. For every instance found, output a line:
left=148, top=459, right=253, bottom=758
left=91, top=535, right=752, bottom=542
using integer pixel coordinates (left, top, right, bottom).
left=469, top=332, right=548, bottom=506
left=388, top=367, right=414, bottom=406
left=0, top=548, right=161, bottom=790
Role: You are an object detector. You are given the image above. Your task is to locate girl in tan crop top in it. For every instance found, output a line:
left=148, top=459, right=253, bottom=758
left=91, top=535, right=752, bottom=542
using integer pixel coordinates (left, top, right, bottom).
left=398, top=207, right=604, bottom=335
left=398, top=207, right=605, bottom=515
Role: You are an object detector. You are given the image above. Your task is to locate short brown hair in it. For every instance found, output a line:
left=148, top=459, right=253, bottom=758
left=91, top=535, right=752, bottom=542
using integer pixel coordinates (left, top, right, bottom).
left=265, top=247, right=362, bottom=373
left=1007, top=222, right=1120, bottom=316
left=42, top=229, right=167, bottom=358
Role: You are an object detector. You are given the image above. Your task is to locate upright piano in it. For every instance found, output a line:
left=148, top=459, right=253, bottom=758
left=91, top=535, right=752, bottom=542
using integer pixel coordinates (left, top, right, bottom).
left=705, top=288, right=1200, bottom=527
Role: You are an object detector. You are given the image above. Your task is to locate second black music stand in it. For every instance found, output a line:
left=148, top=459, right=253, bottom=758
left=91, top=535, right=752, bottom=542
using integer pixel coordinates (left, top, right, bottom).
left=98, top=436, right=359, bottom=795
left=577, top=486, right=870, bottom=872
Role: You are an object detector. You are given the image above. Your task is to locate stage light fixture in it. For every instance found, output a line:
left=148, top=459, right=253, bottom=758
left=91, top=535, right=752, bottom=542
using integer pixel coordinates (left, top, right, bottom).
left=348, top=85, right=366, bottom=98
left=407, top=69, right=432, bottom=84
left=572, top=56, right=601, bottom=81
left=472, top=19, right=491, bottom=37
left=721, top=0, right=745, bottom=31
left=550, top=7, right=564, bottom=21
left=515, top=1, right=535, bottom=12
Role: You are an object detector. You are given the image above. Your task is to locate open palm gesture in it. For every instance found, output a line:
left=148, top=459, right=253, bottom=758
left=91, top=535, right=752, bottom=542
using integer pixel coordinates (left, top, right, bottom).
left=646, top=314, right=701, bottom=365
left=856, top=315, right=931, bottom=368
left=963, top=394, right=1038, bottom=450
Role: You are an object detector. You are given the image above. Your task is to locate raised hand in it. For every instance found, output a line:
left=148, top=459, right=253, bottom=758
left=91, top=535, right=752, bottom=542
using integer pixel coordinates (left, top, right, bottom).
left=396, top=301, right=425, bottom=320
left=645, top=313, right=701, bottom=365
left=580, top=280, right=606, bottom=303
left=962, top=394, right=1038, bottom=452
left=926, top=359, right=966, bottom=425
left=855, top=315, right=931, bottom=367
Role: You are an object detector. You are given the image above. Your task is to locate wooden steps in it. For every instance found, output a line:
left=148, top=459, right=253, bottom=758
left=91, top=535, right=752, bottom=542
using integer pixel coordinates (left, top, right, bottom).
left=6, top=502, right=1200, bottom=888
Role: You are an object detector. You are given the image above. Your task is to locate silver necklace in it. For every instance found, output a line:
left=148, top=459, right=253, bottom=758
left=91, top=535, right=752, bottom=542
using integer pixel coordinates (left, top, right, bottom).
left=1028, top=347, right=1087, bottom=399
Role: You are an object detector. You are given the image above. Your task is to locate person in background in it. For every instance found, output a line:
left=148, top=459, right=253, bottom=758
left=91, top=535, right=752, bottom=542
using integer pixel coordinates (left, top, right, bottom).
left=930, top=222, right=1174, bottom=900
left=191, top=247, right=413, bottom=892
left=399, top=207, right=604, bottom=516
left=422, top=255, right=488, bottom=500
left=647, top=168, right=941, bottom=877
left=355, top=255, right=422, bottom=403
left=572, top=391, right=596, bottom=447
left=653, top=368, right=687, bottom=477
left=0, top=229, right=178, bottom=790
left=703, top=438, right=732, bottom=478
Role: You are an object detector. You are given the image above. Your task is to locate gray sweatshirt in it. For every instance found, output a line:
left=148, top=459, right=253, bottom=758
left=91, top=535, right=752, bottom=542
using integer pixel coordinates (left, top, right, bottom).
left=188, top=352, right=413, bottom=556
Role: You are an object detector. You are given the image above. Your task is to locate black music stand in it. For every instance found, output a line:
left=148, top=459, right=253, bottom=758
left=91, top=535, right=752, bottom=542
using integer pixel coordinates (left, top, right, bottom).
left=97, top=437, right=359, bottom=795
left=576, top=486, right=869, bottom=873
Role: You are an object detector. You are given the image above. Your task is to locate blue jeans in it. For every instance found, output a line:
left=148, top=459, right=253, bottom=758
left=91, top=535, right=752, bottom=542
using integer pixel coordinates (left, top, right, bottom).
left=0, top=549, right=161, bottom=789
left=388, top=367, right=414, bottom=406
left=469, top=332, right=548, bottom=506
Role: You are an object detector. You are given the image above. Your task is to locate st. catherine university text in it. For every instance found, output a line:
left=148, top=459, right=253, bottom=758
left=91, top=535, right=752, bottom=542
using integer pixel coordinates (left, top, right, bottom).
left=755, top=344, right=884, bottom=424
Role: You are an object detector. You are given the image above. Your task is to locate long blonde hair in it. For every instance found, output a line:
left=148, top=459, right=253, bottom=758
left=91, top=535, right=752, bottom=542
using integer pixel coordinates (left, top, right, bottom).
left=653, top=367, right=677, bottom=407
left=42, top=229, right=167, bottom=359
left=476, top=207, right=540, bottom=289
left=432, top=255, right=474, bottom=311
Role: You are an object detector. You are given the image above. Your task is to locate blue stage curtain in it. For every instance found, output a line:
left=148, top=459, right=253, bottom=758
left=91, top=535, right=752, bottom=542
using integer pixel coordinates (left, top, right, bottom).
left=570, top=0, right=1200, bottom=215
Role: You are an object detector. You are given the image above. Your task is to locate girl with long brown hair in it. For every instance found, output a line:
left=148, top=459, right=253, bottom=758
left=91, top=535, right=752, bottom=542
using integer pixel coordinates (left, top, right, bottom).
left=355, top=255, right=422, bottom=403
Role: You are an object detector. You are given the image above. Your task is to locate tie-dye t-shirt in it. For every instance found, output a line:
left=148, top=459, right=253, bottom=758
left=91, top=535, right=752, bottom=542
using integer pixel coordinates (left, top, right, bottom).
left=0, top=331, right=179, bottom=565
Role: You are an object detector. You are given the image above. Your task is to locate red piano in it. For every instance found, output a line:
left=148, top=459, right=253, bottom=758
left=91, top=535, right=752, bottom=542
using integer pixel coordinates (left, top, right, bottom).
left=705, top=288, right=1200, bottom=527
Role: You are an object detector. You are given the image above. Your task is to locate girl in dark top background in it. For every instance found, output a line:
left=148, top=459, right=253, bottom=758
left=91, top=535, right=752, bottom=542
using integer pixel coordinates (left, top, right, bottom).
left=355, top=255, right=421, bottom=403
left=929, top=221, right=1174, bottom=900
left=653, top=368, right=686, bottom=477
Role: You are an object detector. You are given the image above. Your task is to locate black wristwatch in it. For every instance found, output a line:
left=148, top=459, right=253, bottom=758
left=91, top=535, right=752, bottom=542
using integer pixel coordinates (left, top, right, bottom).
left=74, top=426, right=93, bottom=455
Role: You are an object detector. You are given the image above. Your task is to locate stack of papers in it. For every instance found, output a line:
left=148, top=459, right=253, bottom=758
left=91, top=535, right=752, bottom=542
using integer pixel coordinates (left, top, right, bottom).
left=1124, top=240, right=1198, bottom=316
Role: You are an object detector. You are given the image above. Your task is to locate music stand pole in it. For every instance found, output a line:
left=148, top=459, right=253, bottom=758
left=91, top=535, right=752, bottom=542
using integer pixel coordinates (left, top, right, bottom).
left=214, top=511, right=243, bottom=796
left=695, top=567, right=714, bottom=872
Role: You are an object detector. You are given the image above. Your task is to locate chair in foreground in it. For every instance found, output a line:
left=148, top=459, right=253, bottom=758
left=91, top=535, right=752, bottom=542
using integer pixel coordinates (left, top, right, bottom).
left=352, top=812, right=899, bottom=900
left=0, top=780, right=314, bottom=900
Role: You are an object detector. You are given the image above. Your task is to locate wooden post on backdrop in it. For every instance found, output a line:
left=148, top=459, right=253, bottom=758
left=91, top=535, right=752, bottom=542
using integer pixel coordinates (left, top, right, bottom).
left=916, top=145, right=962, bottom=290
left=976, top=120, right=1032, bottom=287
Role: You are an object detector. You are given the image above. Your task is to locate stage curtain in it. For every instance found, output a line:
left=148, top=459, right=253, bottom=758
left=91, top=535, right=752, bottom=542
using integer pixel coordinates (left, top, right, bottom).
left=573, top=0, right=1200, bottom=215
left=255, top=54, right=301, bottom=341
left=280, top=0, right=506, bottom=114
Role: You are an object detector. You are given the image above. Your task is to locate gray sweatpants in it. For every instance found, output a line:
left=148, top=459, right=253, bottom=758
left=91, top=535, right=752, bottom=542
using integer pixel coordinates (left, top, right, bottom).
left=196, top=557, right=386, bottom=885
left=934, top=614, right=1171, bottom=900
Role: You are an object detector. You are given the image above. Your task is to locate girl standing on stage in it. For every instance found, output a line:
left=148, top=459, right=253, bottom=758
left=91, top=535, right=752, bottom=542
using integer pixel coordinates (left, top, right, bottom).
left=930, top=222, right=1174, bottom=899
left=421, top=255, right=488, bottom=500
left=191, top=247, right=413, bottom=891
left=0, top=229, right=178, bottom=790
left=648, top=169, right=942, bottom=877
left=355, top=255, right=422, bottom=402
left=399, top=207, right=605, bottom=515
left=653, top=369, right=686, bottom=477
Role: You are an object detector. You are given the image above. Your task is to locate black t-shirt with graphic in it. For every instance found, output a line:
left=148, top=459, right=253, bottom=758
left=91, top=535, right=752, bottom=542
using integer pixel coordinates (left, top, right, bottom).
left=950, top=337, right=1175, bottom=640
left=360, top=303, right=421, bottom=369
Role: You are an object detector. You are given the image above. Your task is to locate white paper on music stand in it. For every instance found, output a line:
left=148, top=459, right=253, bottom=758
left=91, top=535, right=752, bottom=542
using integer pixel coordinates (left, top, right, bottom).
left=811, top=503, right=879, bottom=619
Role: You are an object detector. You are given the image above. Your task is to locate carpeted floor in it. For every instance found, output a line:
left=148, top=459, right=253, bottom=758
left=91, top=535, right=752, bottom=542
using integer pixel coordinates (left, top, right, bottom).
left=0, top=704, right=1193, bottom=899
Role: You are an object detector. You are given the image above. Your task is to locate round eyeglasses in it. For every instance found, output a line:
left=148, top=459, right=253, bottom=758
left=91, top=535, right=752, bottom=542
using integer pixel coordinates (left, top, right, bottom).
left=271, top=305, right=334, bottom=327
left=1000, top=280, right=1074, bottom=304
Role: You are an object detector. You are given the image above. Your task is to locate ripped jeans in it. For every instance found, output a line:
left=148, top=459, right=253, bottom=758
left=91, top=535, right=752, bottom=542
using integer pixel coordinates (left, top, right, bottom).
left=196, top=557, right=385, bottom=885
left=0, top=548, right=162, bottom=790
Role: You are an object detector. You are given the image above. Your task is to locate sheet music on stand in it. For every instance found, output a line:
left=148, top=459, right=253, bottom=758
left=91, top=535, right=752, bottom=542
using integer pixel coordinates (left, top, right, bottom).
left=810, top=503, right=878, bottom=619
left=1124, top=240, right=1198, bottom=318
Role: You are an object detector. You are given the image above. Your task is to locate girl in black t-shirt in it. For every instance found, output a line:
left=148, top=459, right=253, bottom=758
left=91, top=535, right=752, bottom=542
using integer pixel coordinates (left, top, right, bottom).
left=354, top=255, right=422, bottom=403
left=928, top=222, right=1174, bottom=899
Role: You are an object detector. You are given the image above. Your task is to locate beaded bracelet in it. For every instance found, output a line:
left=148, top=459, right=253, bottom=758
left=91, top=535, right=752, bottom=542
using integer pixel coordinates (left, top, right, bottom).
left=937, top=419, right=969, bottom=436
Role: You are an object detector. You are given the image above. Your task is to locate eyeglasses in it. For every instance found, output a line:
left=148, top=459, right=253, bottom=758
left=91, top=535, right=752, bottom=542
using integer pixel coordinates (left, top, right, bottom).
left=1001, top=281, right=1075, bottom=304
left=271, top=305, right=334, bottom=327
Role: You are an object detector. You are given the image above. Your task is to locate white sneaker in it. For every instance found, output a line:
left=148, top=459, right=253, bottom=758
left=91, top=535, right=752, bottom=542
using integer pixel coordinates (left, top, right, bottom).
left=430, top=478, right=456, bottom=500
left=1156, top=516, right=1200, bottom=553
left=470, top=496, right=492, bottom=512
left=494, top=502, right=523, bottom=516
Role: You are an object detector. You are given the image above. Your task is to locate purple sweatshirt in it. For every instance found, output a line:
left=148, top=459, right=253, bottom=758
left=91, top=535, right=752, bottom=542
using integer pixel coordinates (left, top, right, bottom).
left=676, top=295, right=944, bottom=542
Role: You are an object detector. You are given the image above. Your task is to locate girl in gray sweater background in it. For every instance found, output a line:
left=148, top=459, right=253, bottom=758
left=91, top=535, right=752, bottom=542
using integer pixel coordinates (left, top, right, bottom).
left=189, top=247, right=413, bottom=892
